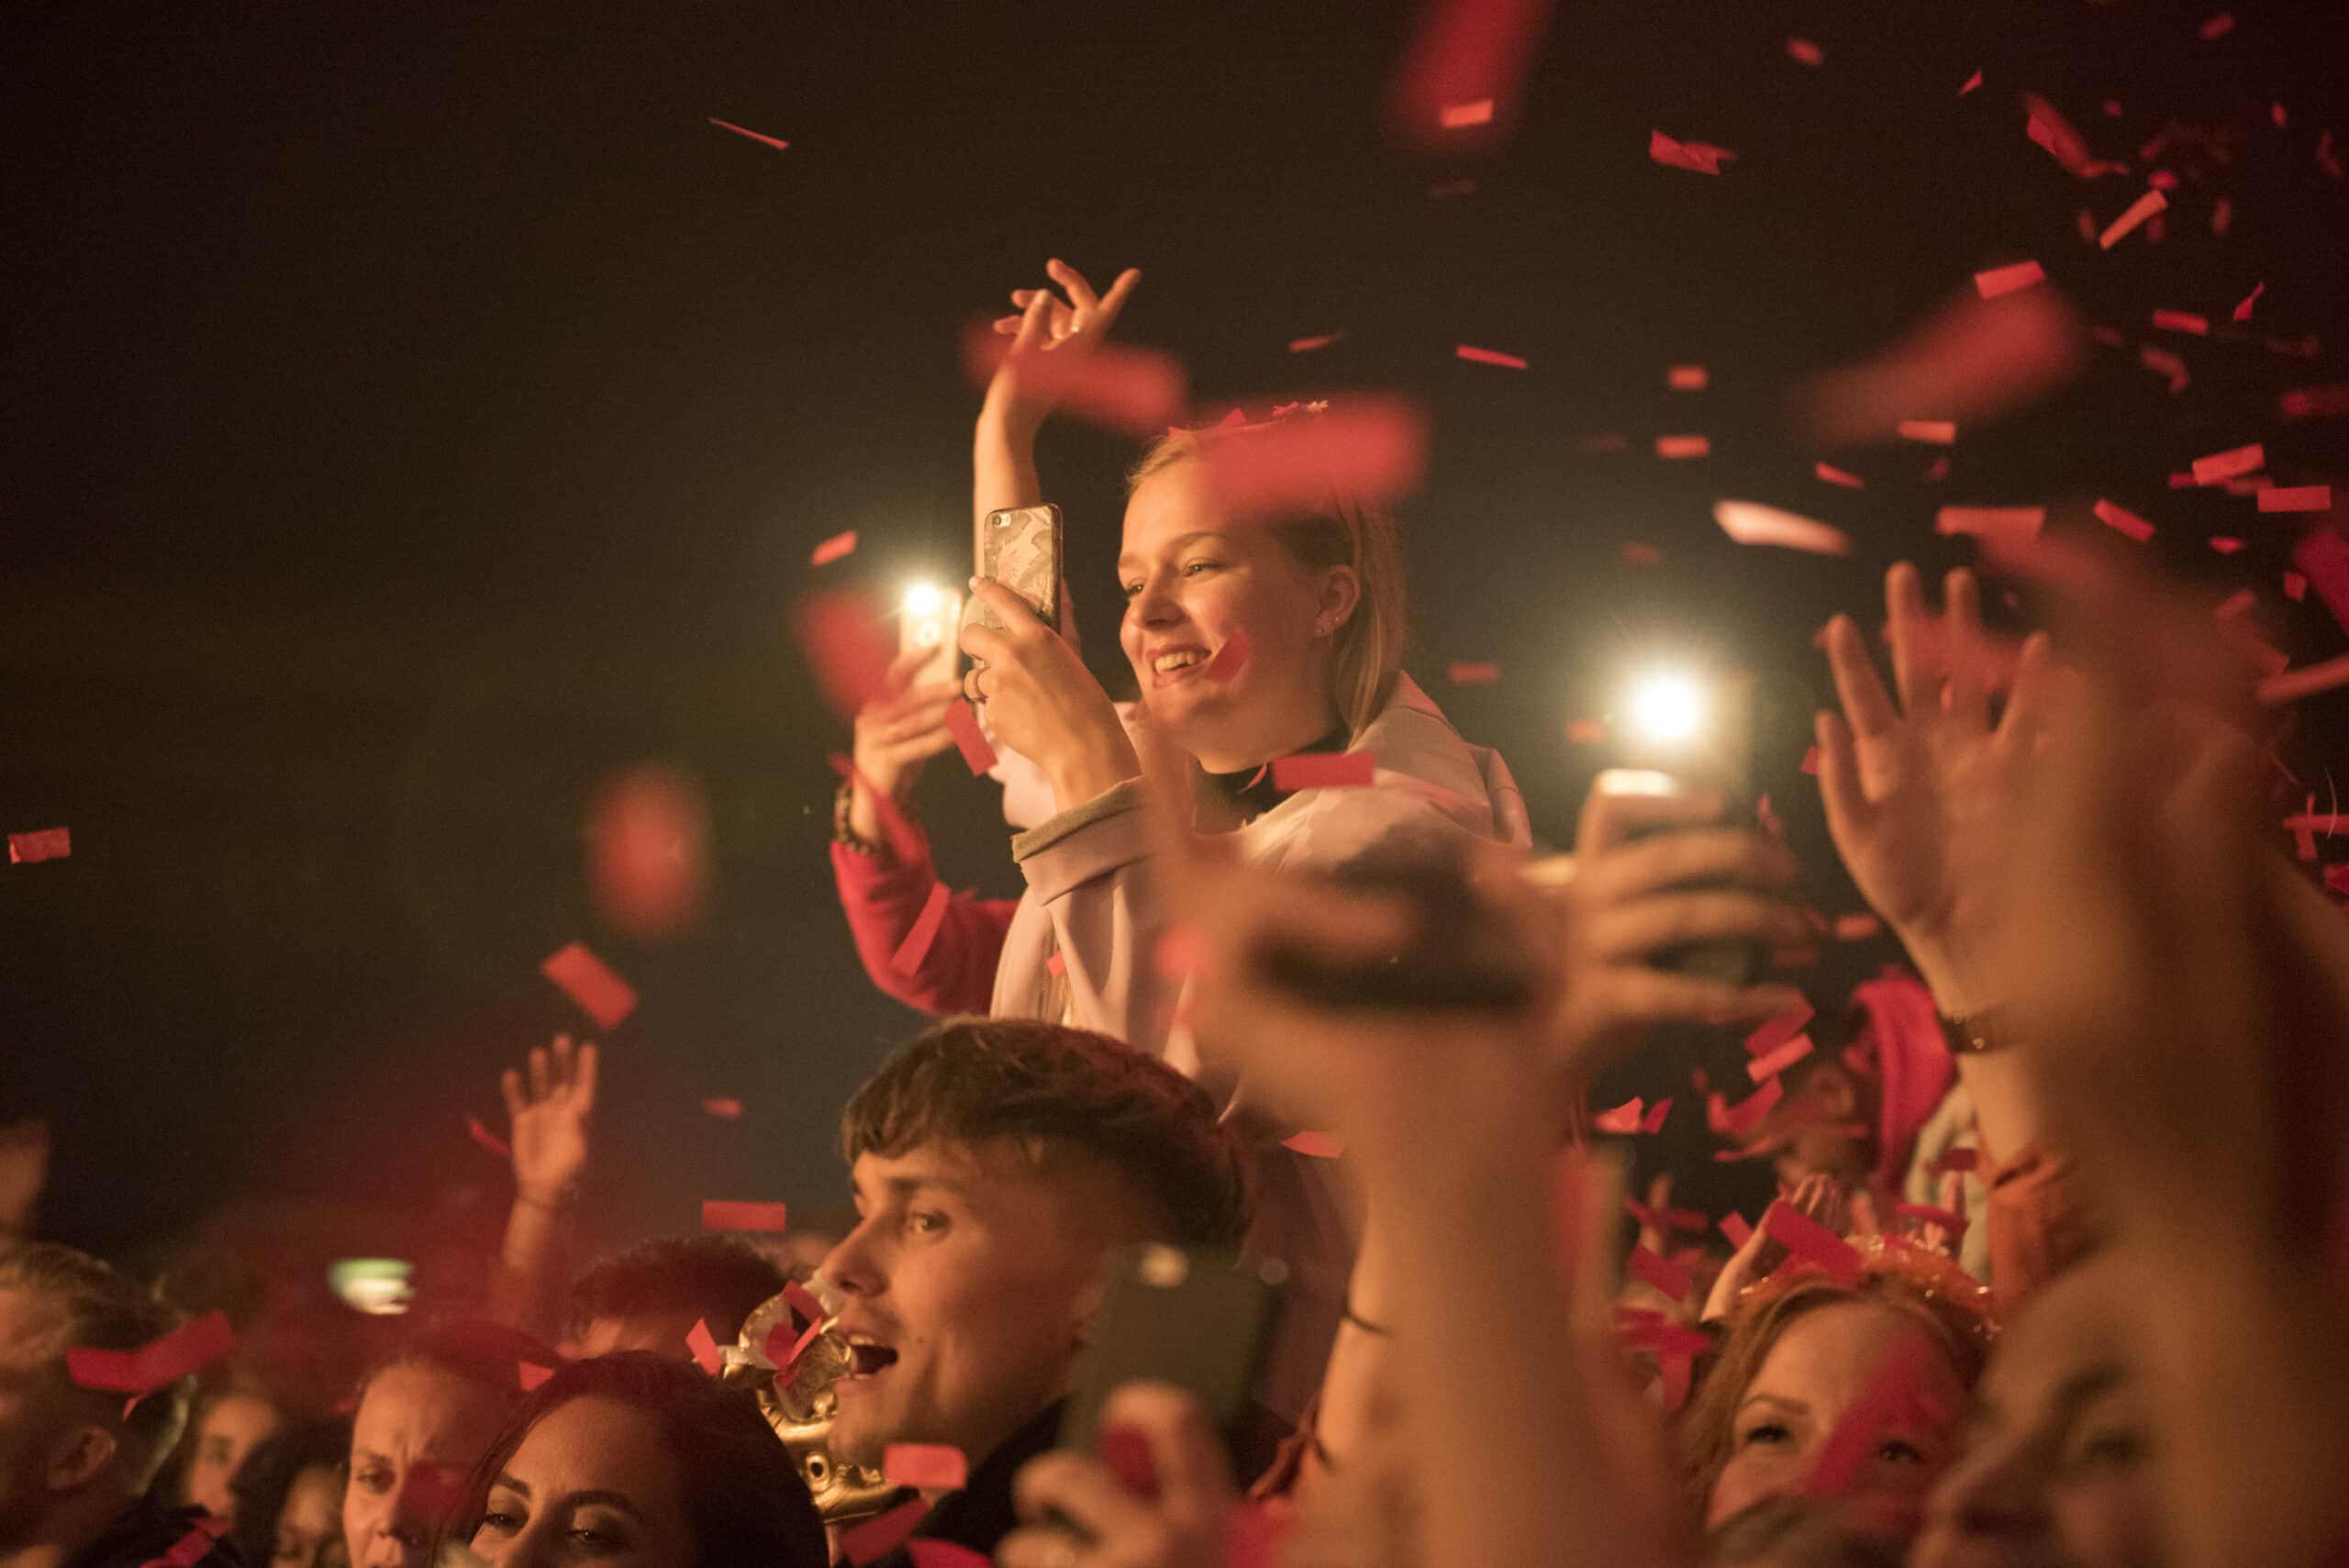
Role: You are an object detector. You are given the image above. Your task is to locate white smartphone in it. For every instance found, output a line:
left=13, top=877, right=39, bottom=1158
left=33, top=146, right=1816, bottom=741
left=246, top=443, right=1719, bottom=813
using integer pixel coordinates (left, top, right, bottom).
left=899, top=584, right=963, bottom=688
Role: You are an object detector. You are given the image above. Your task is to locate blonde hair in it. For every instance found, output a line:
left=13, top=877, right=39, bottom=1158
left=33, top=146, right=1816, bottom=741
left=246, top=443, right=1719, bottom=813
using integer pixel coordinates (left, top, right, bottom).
left=1128, top=426, right=1408, bottom=739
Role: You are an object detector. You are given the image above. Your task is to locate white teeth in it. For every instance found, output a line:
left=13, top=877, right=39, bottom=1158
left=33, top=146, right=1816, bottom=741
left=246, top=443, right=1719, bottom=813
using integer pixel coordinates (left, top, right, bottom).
left=1153, top=650, right=1205, bottom=673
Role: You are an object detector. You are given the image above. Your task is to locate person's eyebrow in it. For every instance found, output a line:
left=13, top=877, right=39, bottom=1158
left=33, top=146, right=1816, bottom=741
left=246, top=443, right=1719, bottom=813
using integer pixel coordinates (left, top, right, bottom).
left=884, top=1173, right=968, bottom=1197
left=2054, top=1363, right=2127, bottom=1410
left=488, top=1474, right=530, bottom=1500
left=1734, top=1393, right=1809, bottom=1418
left=1116, top=531, right=1230, bottom=572
left=563, top=1490, right=641, bottom=1518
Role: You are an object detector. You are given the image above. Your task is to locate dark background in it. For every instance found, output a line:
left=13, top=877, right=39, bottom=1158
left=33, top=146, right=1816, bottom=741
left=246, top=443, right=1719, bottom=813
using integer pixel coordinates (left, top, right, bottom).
left=5, top=0, right=2343, bottom=1273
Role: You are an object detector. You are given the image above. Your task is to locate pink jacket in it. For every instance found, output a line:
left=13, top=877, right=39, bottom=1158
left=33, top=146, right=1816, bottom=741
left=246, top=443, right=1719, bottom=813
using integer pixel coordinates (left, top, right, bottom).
left=992, top=674, right=1531, bottom=1415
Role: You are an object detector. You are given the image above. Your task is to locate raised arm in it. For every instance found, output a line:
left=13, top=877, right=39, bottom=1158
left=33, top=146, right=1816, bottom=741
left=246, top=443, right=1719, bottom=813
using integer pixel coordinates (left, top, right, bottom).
left=974, top=259, right=1141, bottom=541
left=483, top=1034, right=597, bottom=1341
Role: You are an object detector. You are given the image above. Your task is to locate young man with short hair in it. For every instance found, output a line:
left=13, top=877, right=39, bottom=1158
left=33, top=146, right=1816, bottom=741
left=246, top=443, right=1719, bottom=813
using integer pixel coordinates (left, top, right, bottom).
left=819, top=1017, right=1252, bottom=1564
left=0, top=1244, right=239, bottom=1568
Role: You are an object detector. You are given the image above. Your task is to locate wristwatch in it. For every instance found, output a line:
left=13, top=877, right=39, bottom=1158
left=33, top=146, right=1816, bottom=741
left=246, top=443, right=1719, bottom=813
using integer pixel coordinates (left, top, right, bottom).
left=1937, top=1008, right=2014, bottom=1055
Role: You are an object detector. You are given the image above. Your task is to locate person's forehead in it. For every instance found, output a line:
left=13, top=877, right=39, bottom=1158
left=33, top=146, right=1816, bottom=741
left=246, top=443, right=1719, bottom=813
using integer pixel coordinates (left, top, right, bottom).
left=1122, top=462, right=1234, bottom=545
left=852, top=1140, right=1085, bottom=1219
left=1754, top=1301, right=1940, bottom=1393
left=356, top=1363, right=493, bottom=1447
left=1984, top=1261, right=2125, bottom=1407
left=508, top=1396, right=674, bottom=1493
left=0, top=1285, right=68, bottom=1368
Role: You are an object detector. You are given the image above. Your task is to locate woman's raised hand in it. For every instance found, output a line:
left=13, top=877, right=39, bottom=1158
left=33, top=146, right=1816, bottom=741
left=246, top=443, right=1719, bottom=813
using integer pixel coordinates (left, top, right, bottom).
left=984, top=259, right=1143, bottom=438
left=959, top=577, right=1137, bottom=812
left=1815, top=563, right=2054, bottom=1012
left=846, top=645, right=964, bottom=844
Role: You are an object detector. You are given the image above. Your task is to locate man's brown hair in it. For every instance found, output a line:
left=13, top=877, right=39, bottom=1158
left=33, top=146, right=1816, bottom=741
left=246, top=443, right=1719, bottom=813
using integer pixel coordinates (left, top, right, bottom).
left=841, top=1017, right=1251, bottom=1251
left=0, top=1242, right=193, bottom=1489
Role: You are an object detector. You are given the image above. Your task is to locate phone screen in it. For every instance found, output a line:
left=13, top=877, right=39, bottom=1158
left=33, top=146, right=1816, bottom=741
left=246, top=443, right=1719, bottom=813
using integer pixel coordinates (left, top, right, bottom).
left=1056, top=1245, right=1282, bottom=1462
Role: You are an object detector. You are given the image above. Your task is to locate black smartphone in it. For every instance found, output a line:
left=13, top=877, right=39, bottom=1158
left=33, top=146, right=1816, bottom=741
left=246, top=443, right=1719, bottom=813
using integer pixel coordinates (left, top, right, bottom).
left=1056, top=1245, right=1285, bottom=1463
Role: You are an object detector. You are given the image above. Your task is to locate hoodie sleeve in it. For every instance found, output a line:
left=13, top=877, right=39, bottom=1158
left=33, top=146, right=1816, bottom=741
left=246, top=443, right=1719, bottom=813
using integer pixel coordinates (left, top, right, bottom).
left=1008, top=778, right=1186, bottom=1054
left=831, top=833, right=1019, bottom=1017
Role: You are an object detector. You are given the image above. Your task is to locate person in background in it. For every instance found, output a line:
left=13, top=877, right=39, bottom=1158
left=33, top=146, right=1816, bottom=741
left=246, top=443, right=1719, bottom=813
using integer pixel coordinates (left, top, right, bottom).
left=0, top=1243, right=239, bottom=1568
left=227, top=1419, right=349, bottom=1568
left=340, top=1321, right=552, bottom=1568
left=178, top=1385, right=284, bottom=1525
left=818, top=1016, right=1252, bottom=1567
left=564, top=1239, right=783, bottom=1361
left=481, top=1037, right=597, bottom=1346
left=452, top=1354, right=824, bottom=1568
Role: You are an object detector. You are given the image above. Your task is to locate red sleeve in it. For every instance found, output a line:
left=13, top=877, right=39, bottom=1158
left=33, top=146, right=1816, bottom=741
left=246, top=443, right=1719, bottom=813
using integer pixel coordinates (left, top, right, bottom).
left=830, top=835, right=1018, bottom=1016
left=1986, top=1142, right=2099, bottom=1313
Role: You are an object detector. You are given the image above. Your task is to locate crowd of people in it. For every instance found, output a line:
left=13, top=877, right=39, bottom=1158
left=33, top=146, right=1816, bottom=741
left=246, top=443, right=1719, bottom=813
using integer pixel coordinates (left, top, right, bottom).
left=5, top=256, right=2345, bottom=1568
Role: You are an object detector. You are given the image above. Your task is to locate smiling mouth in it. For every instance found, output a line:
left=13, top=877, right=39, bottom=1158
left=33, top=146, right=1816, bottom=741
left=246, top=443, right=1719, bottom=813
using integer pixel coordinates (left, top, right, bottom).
left=841, top=1338, right=898, bottom=1378
left=1150, top=647, right=1212, bottom=685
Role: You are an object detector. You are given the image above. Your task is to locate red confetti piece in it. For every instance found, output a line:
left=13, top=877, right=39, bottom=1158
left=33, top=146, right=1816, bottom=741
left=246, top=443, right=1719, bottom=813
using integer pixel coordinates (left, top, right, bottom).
left=2139, top=345, right=2189, bottom=395
left=942, top=701, right=997, bottom=775
left=2215, top=589, right=2256, bottom=622
left=2258, top=485, right=2332, bottom=513
left=540, top=942, right=638, bottom=1029
left=1202, top=397, right=1428, bottom=514
left=1713, top=501, right=1852, bottom=556
left=2023, top=95, right=2098, bottom=177
left=1958, top=69, right=1982, bottom=96
left=1288, top=332, right=1344, bottom=353
left=891, top=882, right=953, bottom=976
left=1748, top=1034, right=1817, bottom=1081
left=1655, top=434, right=1709, bottom=459
left=2327, top=865, right=2349, bottom=895
left=1591, top=1097, right=1646, bottom=1134
left=137, top=1517, right=230, bottom=1568
left=685, top=1318, right=722, bottom=1375
left=518, top=1362, right=555, bottom=1392
left=1745, top=1001, right=1815, bottom=1057
left=7, top=828, right=71, bottom=864
left=1650, top=128, right=1728, bottom=174
left=1389, top=0, right=1556, bottom=146
left=1931, top=1147, right=1979, bottom=1174
left=2191, top=443, right=2266, bottom=485
left=907, top=1544, right=990, bottom=1568
left=839, top=1497, right=929, bottom=1567
left=1281, top=1131, right=1345, bottom=1158
left=884, top=1444, right=969, bottom=1491
left=2152, top=309, right=2210, bottom=337
left=1440, top=98, right=1495, bottom=128
left=2098, top=188, right=2168, bottom=248
left=2279, top=384, right=2349, bottom=421
left=1455, top=343, right=1529, bottom=369
left=1627, top=1244, right=1693, bottom=1300
left=467, top=1117, right=511, bottom=1161
left=1719, top=1077, right=1785, bottom=1140
left=2094, top=499, right=2155, bottom=540
left=2199, top=11, right=2233, bottom=39
left=1973, top=261, right=2045, bottom=300
left=1668, top=364, right=1708, bottom=390
left=2232, top=282, right=2266, bottom=323
left=1833, top=913, right=1881, bottom=941
left=1719, top=1213, right=1754, bottom=1249
left=707, top=117, right=789, bottom=153
left=1763, top=1200, right=1865, bottom=1284
left=1814, top=462, right=1865, bottom=489
left=1897, top=419, right=1956, bottom=444
left=794, top=590, right=896, bottom=719
left=1565, top=717, right=1607, bottom=744
left=2293, top=531, right=2349, bottom=637
left=809, top=530, right=857, bottom=567
left=587, top=764, right=710, bottom=941
left=702, top=1200, right=790, bottom=1232
left=2262, top=655, right=2349, bottom=707
left=1270, top=751, right=1376, bottom=791
left=1786, top=37, right=1823, bottom=66
left=1447, top=662, right=1500, bottom=684
left=1622, top=541, right=1664, bottom=566
left=2147, top=169, right=2180, bottom=192
left=1624, top=1198, right=1710, bottom=1235
left=1805, top=1336, right=1943, bottom=1497
left=960, top=325, right=1186, bottom=438
left=66, top=1311, right=235, bottom=1396
left=1045, top=950, right=1066, bottom=978
left=1641, top=1097, right=1673, bottom=1134
left=2211, top=196, right=2233, bottom=235
left=701, top=1097, right=743, bottom=1119
left=1223, top=1506, right=1294, bottom=1568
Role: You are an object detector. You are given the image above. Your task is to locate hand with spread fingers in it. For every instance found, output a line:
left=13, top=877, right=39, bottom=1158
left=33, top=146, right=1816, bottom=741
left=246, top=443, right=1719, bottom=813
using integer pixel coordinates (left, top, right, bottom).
left=997, top=1383, right=1239, bottom=1568
left=985, top=259, right=1144, bottom=440
left=959, top=576, right=1138, bottom=813
left=1814, top=562, right=2055, bottom=1015
left=502, top=1033, right=599, bottom=1209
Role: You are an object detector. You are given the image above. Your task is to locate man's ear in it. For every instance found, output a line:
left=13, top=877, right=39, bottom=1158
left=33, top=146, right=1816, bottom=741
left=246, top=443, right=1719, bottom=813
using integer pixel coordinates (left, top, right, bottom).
left=1318, top=565, right=1362, bottom=635
left=46, top=1421, right=119, bottom=1493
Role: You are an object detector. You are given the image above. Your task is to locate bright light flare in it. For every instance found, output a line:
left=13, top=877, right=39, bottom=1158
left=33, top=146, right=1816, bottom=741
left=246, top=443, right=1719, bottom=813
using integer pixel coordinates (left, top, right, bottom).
left=902, top=582, right=944, bottom=617
left=1626, top=672, right=1707, bottom=743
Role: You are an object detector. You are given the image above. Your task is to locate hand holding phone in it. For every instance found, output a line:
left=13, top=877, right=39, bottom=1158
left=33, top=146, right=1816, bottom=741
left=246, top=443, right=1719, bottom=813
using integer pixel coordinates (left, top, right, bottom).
left=972, top=504, right=1063, bottom=636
